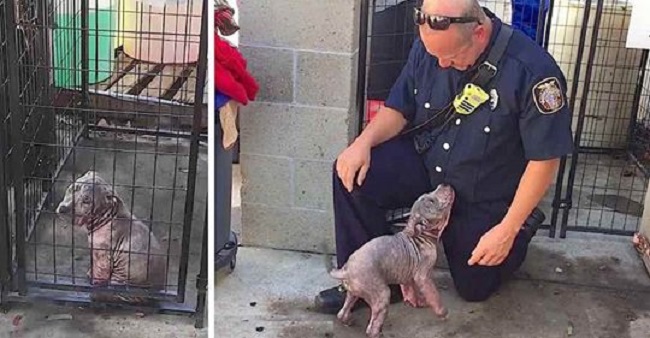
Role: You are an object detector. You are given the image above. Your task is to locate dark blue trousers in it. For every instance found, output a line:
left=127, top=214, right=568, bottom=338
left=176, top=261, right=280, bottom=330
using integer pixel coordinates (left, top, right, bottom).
left=333, top=135, right=530, bottom=301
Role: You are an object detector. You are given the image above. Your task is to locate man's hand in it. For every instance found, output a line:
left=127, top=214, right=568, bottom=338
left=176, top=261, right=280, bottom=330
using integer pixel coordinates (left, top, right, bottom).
left=336, top=140, right=372, bottom=192
left=467, top=159, right=559, bottom=267
left=334, top=106, right=409, bottom=192
left=467, top=223, right=518, bottom=266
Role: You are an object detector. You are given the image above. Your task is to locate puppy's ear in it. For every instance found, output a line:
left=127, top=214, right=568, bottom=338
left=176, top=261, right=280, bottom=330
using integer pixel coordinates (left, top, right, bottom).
left=436, top=211, right=452, bottom=239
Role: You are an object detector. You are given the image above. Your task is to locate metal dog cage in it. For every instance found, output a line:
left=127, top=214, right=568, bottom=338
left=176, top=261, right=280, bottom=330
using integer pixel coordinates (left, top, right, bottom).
left=0, top=0, right=208, bottom=328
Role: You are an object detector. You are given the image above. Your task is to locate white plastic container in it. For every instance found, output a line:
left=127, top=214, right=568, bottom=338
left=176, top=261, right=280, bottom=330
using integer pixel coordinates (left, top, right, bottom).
left=119, top=0, right=202, bottom=64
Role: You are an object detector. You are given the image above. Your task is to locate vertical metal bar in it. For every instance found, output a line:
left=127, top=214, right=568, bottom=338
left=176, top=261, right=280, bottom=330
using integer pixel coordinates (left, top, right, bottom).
left=542, top=0, right=555, bottom=51
left=4, top=0, right=27, bottom=294
left=177, top=0, right=207, bottom=303
left=0, top=38, right=10, bottom=302
left=194, top=199, right=208, bottom=329
left=0, top=0, right=10, bottom=303
left=552, top=0, right=592, bottom=237
left=0, top=141, right=8, bottom=298
left=535, top=0, right=546, bottom=46
left=550, top=0, right=590, bottom=237
left=625, top=50, right=649, bottom=150
left=81, top=0, right=90, bottom=136
left=548, top=156, right=565, bottom=238
left=355, top=0, right=369, bottom=137
left=560, top=0, right=604, bottom=238
left=40, top=0, right=55, bottom=198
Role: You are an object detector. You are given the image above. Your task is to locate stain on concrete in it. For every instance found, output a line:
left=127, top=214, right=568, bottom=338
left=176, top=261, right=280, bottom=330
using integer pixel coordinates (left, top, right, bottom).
left=520, top=245, right=650, bottom=291
left=277, top=321, right=334, bottom=338
left=268, top=298, right=314, bottom=316
left=588, top=194, right=643, bottom=217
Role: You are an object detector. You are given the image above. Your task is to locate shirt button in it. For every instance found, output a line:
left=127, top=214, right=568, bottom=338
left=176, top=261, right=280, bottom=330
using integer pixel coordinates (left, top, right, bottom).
left=455, top=118, right=461, bottom=125
left=414, top=88, right=418, bottom=95
left=484, top=126, right=491, bottom=133
left=435, top=166, right=442, bottom=173
left=443, top=143, right=450, bottom=150
left=424, top=102, right=431, bottom=109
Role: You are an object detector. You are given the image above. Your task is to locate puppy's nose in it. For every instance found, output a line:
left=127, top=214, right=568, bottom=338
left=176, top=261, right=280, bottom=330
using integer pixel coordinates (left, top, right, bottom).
left=57, top=204, right=70, bottom=214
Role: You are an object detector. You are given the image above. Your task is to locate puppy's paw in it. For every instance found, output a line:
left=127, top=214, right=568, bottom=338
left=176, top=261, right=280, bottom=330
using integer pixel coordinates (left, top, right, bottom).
left=337, top=310, right=354, bottom=326
left=435, top=306, right=449, bottom=320
left=365, top=326, right=382, bottom=338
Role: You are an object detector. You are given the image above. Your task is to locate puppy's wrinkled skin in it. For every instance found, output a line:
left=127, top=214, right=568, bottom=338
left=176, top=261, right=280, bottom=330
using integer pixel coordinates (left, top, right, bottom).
left=56, top=171, right=167, bottom=303
left=329, top=184, right=455, bottom=337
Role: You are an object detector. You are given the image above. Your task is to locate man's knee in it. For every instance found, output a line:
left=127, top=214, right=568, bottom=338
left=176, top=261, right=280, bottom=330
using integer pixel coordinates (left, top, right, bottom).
left=452, top=275, right=498, bottom=302
left=446, top=259, right=502, bottom=302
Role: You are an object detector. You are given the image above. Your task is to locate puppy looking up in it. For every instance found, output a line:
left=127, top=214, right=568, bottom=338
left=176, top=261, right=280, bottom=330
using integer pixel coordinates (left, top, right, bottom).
left=56, top=171, right=167, bottom=302
left=329, top=184, right=455, bottom=338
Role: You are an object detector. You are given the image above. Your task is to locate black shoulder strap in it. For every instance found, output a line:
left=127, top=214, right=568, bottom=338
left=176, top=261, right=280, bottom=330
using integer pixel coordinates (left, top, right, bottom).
left=403, top=24, right=514, bottom=144
left=473, top=24, right=513, bottom=88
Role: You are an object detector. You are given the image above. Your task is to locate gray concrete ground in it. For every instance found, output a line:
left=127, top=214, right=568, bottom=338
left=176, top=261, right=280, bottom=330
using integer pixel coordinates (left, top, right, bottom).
left=215, top=236, right=650, bottom=338
left=0, top=302, right=208, bottom=338
left=216, top=164, right=650, bottom=338
left=1, top=131, right=208, bottom=337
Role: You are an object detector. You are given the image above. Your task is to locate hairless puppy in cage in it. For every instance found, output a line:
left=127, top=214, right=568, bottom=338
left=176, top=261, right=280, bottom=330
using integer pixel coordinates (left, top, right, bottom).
left=328, top=184, right=454, bottom=337
left=56, top=171, right=167, bottom=303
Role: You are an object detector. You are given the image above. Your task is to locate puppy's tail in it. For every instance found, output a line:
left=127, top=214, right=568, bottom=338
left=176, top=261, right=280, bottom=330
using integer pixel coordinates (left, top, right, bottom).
left=320, top=241, right=346, bottom=280
left=329, top=267, right=348, bottom=280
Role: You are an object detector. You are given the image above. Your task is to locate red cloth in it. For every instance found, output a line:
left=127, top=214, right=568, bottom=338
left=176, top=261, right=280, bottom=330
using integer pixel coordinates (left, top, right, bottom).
left=216, top=36, right=258, bottom=105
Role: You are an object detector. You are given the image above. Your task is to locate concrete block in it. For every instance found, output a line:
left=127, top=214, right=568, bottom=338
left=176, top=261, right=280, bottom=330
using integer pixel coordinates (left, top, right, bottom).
left=241, top=203, right=334, bottom=253
left=240, top=154, right=293, bottom=208
left=347, top=50, right=361, bottom=140
left=296, top=51, right=355, bottom=108
left=238, top=0, right=357, bottom=52
left=239, top=102, right=350, bottom=160
left=239, top=46, right=294, bottom=103
left=294, top=159, right=333, bottom=210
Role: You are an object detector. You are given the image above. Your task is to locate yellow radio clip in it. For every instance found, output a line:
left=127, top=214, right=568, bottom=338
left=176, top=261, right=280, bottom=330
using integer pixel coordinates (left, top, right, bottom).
left=453, top=83, right=489, bottom=115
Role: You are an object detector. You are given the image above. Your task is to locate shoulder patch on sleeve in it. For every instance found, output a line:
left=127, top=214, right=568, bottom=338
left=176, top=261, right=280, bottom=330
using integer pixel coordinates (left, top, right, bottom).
left=532, top=77, right=565, bottom=114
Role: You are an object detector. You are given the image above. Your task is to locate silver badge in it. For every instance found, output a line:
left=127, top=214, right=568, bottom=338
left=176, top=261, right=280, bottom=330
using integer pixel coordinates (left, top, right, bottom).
left=489, top=89, right=498, bottom=111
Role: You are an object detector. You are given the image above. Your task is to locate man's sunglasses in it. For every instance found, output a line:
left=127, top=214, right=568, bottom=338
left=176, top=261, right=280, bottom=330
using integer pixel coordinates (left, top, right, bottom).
left=413, top=7, right=481, bottom=30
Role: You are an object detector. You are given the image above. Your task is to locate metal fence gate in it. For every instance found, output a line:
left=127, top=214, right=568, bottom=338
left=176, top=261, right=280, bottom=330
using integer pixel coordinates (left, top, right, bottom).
left=0, top=0, right=208, bottom=328
left=545, top=0, right=649, bottom=238
left=358, top=0, right=650, bottom=238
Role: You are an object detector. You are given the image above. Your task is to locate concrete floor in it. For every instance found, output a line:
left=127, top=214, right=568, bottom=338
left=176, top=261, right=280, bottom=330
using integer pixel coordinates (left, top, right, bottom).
left=218, top=163, right=650, bottom=337
left=0, top=302, right=208, bottom=338
left=215, top=238, right=650, bottom=338
left=2, top=130, right=209, bottom=337
left=538, top=152, right=648, bottom=233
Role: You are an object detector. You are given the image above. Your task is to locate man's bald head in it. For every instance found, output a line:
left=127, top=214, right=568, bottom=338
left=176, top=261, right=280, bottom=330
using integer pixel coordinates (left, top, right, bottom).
left=421, top=0, right=487, bottom=29
left=417, top=0, right=492, bottom=70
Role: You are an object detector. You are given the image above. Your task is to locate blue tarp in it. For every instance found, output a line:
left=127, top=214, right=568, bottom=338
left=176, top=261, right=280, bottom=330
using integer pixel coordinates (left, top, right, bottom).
left=217, top=90, right=231, bottom=110
left=511, top=0, right=550, bottom=44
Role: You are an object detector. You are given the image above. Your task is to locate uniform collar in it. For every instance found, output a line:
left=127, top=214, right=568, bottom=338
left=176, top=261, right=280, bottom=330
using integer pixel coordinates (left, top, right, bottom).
left=466, top=7, right=503, bottom=73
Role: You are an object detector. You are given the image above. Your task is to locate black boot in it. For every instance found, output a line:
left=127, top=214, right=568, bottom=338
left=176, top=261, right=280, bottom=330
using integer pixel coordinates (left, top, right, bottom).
left=313, top=284, right=404, bottom=315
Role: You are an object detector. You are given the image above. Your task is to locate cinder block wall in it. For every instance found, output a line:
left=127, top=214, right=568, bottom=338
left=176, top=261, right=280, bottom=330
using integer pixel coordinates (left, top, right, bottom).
left=237, top=1, right=360, bottom=253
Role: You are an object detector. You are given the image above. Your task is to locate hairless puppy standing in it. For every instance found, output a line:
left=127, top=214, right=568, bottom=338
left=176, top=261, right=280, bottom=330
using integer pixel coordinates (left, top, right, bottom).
left=56, top=171, right=167, bottom=303
left=329, top=183, right=455, bottom=337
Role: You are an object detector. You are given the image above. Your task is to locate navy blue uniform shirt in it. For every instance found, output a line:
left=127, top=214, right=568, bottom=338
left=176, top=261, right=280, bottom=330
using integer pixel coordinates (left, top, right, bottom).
left=384, top=11, right=574, bottom=205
